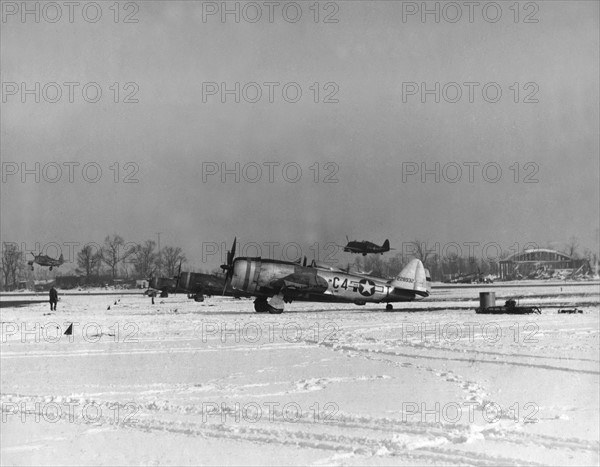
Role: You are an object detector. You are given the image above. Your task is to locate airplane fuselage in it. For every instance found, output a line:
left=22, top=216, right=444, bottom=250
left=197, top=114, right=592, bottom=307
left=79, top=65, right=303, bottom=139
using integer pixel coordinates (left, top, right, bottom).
left=311, top=268, right=420, bottom=304
left=28, top=254, right=64, bottom=270
left=230, top=257, right=425, bottom=305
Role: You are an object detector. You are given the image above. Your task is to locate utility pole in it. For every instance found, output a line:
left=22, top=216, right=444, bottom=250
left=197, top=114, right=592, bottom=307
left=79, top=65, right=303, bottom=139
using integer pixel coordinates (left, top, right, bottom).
left=156, top=232, right=162, bottom=275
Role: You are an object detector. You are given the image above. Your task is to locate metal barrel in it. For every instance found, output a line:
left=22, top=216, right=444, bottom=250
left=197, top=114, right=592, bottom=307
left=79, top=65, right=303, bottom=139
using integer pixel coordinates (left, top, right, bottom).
left=479, top=292, right=496, bottom=309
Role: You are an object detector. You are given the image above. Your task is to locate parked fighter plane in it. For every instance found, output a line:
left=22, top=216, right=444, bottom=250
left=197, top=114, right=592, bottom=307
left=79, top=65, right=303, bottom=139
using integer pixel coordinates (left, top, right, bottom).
left=147, top=261, right=244, bottom=301
left=444, top=267, right=492, bottom=284
left=27, top=252, right=64, bottom=271
left=220, top=238, right=429, bottom=313
left=341, top=237, right=394, bottom=256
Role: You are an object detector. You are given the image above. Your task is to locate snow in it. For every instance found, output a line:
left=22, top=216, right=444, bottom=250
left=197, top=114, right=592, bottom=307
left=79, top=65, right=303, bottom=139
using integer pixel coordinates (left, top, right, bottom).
left=1, top=283, right=598, bottom=465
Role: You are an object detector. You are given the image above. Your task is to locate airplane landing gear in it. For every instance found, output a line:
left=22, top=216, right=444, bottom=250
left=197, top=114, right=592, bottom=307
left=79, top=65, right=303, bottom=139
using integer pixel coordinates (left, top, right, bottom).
left=266, top=291, right=285, bottom=314
left=386, top=303, right=393, bottom=311
left=267, top=305, right=284, bottom=314
left=254, top=297, right=284, bottom=314
left=49, top=266, right=53, bottom=271
left=254, top=298, right=270, bottom=313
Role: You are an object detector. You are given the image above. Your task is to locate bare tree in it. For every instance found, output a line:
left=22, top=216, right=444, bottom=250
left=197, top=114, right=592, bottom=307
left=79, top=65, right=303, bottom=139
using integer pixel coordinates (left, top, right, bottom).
left=442, top=251, right=461, bottom=277
left=1, top=243, right=24, bottom=289
left=406, top=239, right=441, bottom=279
left=131, top=240, right=158, bottom=278
left=76, top=245, right=102, bottom=279
left=565, top=236, right=579, bottom=259
left=407, top=240, right=430, bottom=262
left=407, top=239, right=439, bottom=266
left=162, top=246, right=187, bottom=277
left=387, top=253, right=405, bottom=278
left=101, top=235, right=133, bottom=278
left=363, top=255, right=386, bottom=278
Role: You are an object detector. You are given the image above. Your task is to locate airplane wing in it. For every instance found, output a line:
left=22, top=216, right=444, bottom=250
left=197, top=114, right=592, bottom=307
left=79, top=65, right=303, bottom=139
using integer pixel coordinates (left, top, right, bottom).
left=267, top=271, right=328, bottom=295
left=340, top=245, right=364, bottom=252
left=314, top=263, right=345, bottom=272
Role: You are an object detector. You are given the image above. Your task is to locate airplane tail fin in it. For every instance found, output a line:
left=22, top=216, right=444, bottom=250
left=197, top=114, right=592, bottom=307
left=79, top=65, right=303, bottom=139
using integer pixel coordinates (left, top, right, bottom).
left=383, top=239, right=390, bottom=250
left=390, top=259, right=428, bottom=297
left=59, top=254, right=64, bottom=264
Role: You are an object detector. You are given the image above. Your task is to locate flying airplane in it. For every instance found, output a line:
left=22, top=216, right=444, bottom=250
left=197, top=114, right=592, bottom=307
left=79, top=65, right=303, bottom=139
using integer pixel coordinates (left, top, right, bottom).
left=220, top=238, right=430, bottom=314
left=341, top=237, right=394, bottom=256
left=27, top=252, right=64, bottom=271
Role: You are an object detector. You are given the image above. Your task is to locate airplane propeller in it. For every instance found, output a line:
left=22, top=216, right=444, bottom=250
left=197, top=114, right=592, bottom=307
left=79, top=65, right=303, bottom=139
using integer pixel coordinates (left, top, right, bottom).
left=220, top=237, right=236, bottom=295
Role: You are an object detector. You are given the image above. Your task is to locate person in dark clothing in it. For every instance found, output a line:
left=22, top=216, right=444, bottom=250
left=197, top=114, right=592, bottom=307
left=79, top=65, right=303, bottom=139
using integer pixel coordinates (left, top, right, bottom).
left=49, top=287, right=58, bottom=311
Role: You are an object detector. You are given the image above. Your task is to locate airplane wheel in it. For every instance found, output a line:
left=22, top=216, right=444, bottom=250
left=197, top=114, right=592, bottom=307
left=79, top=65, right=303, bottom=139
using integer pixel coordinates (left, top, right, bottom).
left=268, top=306, right=284, bottom=314
left=254, top=303, right=268, bottom=313
left=254, top=298, right=269, bottom=313
left=386, top=304, right=393, bottom=311
left=49, top=266, right=53, bottom=271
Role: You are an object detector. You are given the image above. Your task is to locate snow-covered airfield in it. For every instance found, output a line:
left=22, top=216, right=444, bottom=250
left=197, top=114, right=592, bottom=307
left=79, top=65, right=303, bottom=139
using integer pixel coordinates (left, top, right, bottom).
left=1, top=282, right=598, bottom=466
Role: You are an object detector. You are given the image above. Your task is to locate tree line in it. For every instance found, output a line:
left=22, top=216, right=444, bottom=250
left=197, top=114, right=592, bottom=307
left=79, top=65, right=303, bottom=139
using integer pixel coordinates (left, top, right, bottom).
left=1, top=235, right=598, bottom=288
left=0, top=235, right=187, bottom=289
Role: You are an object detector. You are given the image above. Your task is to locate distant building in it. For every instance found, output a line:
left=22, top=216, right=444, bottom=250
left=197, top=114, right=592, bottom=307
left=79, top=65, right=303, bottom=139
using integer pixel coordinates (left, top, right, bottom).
left=499, top=248, right=586, bottom=279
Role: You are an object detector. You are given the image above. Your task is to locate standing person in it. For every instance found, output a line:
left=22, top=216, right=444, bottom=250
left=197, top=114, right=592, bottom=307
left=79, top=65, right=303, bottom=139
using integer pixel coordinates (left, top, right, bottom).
left=49, top=286, right=58, bottom=311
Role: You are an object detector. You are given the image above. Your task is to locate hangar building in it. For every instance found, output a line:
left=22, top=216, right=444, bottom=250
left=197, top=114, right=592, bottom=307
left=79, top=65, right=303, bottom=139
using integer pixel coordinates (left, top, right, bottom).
left=498, top=248, right=586, bottom=279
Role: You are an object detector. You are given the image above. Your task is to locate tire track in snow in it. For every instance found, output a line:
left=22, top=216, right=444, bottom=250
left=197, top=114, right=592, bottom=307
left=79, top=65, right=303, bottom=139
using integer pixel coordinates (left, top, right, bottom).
left=3, top=393, right=597, bottom=465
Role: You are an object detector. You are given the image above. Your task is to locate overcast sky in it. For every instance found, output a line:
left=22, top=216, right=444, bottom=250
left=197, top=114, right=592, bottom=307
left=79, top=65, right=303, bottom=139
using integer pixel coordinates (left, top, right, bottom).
left=1, top=0, right=598, bottom=271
